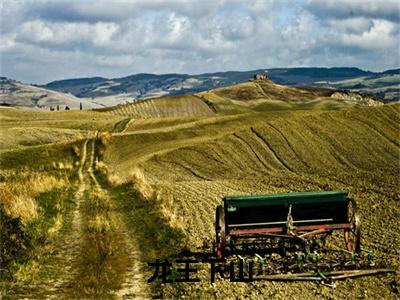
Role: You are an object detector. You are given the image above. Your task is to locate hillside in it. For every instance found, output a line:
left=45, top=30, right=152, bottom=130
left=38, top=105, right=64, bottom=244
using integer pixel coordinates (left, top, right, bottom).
left=101, top=79, right=381, bottom=118
left=104, top=103, right=400, bottom=298
left=0, top=97, right=398, bottom=299
left=98, top=94, right=216, bottom=118
left=42, top=67, right=399, bottom=102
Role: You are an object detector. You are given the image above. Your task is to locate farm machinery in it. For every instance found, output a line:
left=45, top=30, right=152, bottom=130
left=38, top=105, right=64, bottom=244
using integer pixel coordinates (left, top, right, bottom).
left=214, top=190, right=396, bottom=281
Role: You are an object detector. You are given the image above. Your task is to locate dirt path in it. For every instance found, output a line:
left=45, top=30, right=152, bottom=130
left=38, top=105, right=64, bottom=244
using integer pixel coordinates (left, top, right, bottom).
left=75, top=133, right=149, bottom=299
left=1, top=132, right=149, bottom=299
left=46, top=136, right=92, bottom=297
left=74, top=136, right=89, bottom=233
left=6, top=133, right=150, bottom=299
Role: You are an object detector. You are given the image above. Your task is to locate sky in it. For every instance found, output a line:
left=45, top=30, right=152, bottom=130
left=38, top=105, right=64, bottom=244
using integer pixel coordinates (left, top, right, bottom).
left=0, top=0, right=399, bottom=84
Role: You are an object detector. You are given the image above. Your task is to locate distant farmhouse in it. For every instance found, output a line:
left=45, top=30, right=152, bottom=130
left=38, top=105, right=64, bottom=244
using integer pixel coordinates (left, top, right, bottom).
left=253, top=73, right=268, bottom=80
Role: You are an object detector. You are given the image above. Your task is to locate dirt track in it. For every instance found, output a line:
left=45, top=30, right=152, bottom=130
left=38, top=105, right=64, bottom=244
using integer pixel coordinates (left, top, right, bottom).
left=3, top=135, right=149, bottom=299
left=71, top=134, right=149, bottom=298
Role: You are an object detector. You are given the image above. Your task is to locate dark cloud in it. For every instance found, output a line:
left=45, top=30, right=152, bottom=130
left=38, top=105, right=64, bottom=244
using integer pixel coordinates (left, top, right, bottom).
left=306, top=0, right=400, bottom=23
left=27, top=0, right=230, bottom=23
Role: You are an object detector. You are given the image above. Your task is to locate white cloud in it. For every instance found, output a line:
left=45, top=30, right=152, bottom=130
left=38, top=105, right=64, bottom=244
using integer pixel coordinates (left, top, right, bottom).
left=281, top=14, right=316, bottom=49
left=326, top=17, right=373, bottom=34
left=340, top=19, right=398, bottom=49
left=95, top=54, right=137, bottom=67
left=16, top=20, right=119, bottom=47
left=1, top=0, right=399, bottom=83
left=0, top=33, right=18, bottom=54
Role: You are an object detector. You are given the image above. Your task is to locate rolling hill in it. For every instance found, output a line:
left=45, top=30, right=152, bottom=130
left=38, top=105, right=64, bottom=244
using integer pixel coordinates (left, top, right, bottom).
left=100, top=78, right=381, bottom=118
left=43, top=67, right=399, bottom=102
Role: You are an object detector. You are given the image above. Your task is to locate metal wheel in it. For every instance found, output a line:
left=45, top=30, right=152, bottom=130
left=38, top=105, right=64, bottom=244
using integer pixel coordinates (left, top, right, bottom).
left=215, top=205, right=226, bottom=258
left=344, top=198, right=361, bottom=253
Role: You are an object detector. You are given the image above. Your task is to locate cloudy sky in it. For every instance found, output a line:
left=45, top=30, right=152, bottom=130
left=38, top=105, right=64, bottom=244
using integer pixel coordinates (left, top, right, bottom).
left=1, top=0, right=399, bottom=84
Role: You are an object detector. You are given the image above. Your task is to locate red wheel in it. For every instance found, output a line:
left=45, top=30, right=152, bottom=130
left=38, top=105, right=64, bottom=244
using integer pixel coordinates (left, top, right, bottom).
left=215, top=205, right=226, bottom=258
left=344, top=198, right=361, bottom=253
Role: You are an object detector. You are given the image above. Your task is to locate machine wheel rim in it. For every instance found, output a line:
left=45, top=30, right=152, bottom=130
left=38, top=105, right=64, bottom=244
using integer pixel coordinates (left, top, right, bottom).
left=215, top=205, right=226, bottom=258
left=344, top=198, right=361, bottom=253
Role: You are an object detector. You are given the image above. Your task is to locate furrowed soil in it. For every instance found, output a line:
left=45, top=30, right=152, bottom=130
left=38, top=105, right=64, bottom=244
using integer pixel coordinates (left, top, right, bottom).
left=103, top=103, right=400, bottom=299
left=0, top=98, right=399, bottom=299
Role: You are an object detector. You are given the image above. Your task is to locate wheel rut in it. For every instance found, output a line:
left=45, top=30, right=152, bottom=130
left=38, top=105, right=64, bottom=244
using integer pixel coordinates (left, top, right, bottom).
left=23, top=133, right=150, bottom=299
left=84, top=132, right=149, bottom=299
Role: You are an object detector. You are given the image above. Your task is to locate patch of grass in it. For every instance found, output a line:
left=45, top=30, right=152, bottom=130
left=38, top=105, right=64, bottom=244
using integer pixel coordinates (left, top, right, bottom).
left=0, top=127, right=84, bottom=152
left=0, top=171, right=68, bottom=226
left=0, top=142, right=78, bottom=171
left=0, top=186, right=75, bottom=283
left=72, top=231, right=124, bottom=298
left=0, top=108, right=124, bottom=131
left=111, top=117, right=131, bottom=133
left=102, top=179, right=187, bottom=262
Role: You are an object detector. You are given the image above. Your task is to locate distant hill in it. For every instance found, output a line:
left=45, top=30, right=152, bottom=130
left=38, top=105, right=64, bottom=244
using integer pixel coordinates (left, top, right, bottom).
left=42, top=67, right=399, bottom=103
left=1, top=67, right=398, bottom=110
left=0, top=77, right=103, bottom=109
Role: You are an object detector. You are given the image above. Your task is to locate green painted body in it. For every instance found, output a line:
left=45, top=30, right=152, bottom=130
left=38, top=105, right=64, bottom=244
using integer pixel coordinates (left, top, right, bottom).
left=224, top=190, right=348, bottom=207
left=223, top=190, right=350, bottom=229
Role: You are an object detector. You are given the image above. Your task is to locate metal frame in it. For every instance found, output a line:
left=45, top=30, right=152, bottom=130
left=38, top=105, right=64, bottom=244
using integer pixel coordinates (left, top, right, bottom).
left=215, top=193, right=361, bottom=259
left=229, top=223, right=351, bottom=236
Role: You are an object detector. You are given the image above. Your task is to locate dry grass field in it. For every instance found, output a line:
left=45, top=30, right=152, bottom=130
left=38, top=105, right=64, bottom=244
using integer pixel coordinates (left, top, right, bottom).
left=0, top=81, right=399, bottom=299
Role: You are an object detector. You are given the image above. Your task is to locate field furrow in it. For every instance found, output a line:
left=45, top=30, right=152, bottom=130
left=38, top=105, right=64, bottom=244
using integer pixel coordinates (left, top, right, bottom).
left=250, top=126, right=295, bottom=173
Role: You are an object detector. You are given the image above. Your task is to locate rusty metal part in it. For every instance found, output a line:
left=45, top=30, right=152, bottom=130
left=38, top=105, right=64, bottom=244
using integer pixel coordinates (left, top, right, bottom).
left=344, top=198, right=361, bottom=253
left=253, top=269, right=396, bottom=281
left=215, top=205, right=226, bottom=259
left=229, top=223, right=351, bottom=236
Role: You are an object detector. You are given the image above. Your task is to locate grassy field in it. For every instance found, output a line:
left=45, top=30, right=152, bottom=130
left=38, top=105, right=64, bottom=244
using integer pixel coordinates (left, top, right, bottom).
left=0, top=82, right=399, bottom=299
